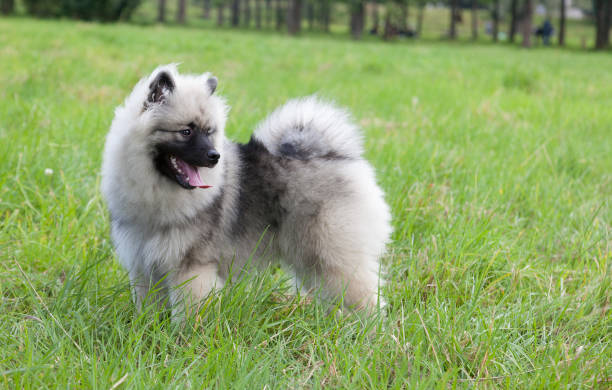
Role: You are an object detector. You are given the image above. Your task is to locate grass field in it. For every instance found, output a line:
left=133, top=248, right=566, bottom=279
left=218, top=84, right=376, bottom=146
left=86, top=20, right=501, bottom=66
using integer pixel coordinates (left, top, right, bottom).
left=1, top=17, right=611, bottom=388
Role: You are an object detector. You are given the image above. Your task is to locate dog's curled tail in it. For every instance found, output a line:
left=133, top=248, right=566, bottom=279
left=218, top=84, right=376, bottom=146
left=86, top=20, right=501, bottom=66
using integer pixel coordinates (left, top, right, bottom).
left=253, top=96, right=363, bottom=160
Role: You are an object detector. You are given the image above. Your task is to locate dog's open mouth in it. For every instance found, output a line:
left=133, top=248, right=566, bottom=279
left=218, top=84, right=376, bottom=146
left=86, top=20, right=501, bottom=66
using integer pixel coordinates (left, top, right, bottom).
left=167, top=154, right=211, bottom=189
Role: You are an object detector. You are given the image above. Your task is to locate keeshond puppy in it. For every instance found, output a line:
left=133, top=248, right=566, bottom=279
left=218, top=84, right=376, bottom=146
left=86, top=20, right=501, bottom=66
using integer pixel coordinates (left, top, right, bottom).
left=101, top=65, right=392, bottom=317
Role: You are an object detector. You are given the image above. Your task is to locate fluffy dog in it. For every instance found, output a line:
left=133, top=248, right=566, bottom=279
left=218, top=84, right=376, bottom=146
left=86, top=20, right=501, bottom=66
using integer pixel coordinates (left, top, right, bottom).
left=101, top=65, right=391, bottom=316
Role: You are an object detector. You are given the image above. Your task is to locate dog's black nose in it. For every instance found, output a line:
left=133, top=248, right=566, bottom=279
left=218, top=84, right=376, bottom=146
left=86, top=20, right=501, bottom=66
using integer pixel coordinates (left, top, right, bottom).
left=207, top=149, right=220, bottom=163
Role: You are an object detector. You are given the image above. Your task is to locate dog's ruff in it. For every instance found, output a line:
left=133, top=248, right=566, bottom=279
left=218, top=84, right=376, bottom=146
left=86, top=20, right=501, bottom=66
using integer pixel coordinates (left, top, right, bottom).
left=101, top=65, right=392, bottom=316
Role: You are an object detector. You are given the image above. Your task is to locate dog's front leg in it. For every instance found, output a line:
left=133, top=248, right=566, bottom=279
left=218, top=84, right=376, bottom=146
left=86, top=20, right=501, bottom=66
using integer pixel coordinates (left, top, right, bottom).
left=169, top=261, right=225, bottom=322
left=128, top=265, right=169, bottom=313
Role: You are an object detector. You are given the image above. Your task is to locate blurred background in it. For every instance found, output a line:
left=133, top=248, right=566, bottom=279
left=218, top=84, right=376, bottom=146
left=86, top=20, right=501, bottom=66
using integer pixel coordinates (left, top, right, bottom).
left=1, top=0, right=610, bottom=50
left=2, top=0, right=612, bottom=387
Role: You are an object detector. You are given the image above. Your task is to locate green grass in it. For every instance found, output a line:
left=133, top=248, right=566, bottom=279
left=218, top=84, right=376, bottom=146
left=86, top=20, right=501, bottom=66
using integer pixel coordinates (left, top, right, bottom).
left=1, top=17, right=611, bottom=388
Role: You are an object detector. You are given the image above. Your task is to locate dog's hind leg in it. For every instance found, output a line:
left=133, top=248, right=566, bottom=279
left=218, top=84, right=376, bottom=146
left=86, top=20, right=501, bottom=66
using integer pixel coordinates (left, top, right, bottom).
left=293, top=257, right=384, bottom=311
left=281, top=196, right=390, bottom=311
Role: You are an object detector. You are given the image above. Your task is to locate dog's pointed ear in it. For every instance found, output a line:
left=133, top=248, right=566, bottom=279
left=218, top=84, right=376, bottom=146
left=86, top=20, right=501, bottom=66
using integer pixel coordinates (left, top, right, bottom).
left=147, top=71, right=175, bottom=105
left=206, top=76, right=218, bottom=95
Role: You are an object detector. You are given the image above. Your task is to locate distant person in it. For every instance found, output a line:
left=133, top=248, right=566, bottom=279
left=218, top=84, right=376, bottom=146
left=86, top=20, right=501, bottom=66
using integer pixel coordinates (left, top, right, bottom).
left=535, top=20, right=554, bottom=45
left=485, top=21, right=492, bottom=36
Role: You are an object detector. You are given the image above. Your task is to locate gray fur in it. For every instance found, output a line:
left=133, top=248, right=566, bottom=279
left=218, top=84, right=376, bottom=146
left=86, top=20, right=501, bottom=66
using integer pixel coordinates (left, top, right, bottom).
left=206, top=76, right=218, bottom=94
left=101, top=65, right=392, bottom=317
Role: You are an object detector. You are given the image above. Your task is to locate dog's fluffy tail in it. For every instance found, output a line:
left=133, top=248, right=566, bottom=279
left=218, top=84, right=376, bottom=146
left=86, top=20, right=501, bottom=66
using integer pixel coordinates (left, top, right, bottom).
left=253, top=96, right=363, bottom=160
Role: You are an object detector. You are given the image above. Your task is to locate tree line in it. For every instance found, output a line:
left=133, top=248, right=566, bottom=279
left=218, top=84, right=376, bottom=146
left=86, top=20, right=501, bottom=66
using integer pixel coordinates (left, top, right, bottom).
left=1, top=0, right=610, bottom=49
left=1, top=0, right=142, bottom=21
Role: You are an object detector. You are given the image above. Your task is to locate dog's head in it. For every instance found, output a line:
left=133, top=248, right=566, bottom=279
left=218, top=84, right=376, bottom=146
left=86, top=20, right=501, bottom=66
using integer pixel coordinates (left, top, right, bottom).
left=140, top=65, right=227, bottom=190
left=102, top=65, right=229, bottom=223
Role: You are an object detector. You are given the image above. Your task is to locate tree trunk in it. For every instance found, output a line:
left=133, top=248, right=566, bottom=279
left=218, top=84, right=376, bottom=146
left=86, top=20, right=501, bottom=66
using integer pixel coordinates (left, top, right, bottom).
left=509, top=0, right=517, bottom=43
left=603, top=1, right=611, bottom=48
left=372, top=2, right=379, bottom=34
left=244, top=0, right=251, bottom=26
left=1, top=0, right=15, bottom=15
left=558, top=0, right=565, bottom=45
left=217, top=2, right=224, bottom=25
left=321, top=0, right=331, bottom=32
left=492, top=0, right=499, bottom=42
left=400, top=1, right=408, bottom=30
left=350, top=1, right=365, bottom=39
left=595, top=0, right=611, bottom=49
left=307, top=0, right=314, bottom=30
left=177, top=0, right=187, bottom=23
left=383, top=12, right=392, bottom=40
left=255, top=0, right=262, bottom=28
left=265, top=0, right=272, bottom=26
left=276, top=0, right=283, bottom=30
left=416, top=2, right=425, bottom=37
left=232, top=0, right=241, bottom=26
left=203, top=0, right=211, bottom=18
left=449, top=0, right=457, bottom=39
left=471, top=0, right=478, bottom=40
left=158, top=0, right=167, bottom=22
left=287, top=0, right=301, bottom=35
left=522, top=0, right=533, bottom=48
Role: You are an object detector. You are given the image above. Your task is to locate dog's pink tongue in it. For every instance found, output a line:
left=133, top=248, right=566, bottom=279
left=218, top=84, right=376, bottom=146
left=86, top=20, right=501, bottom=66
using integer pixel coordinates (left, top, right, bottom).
left=176, top=159, right=211, bottom=189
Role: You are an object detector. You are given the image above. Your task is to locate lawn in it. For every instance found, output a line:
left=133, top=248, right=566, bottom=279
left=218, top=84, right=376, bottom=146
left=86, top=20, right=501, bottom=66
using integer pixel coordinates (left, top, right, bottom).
left=0, top=17, right=611, bottom=388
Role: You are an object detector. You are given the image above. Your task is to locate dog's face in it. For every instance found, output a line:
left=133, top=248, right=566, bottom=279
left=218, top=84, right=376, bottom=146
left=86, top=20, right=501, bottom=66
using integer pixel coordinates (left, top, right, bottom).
left=144, top=69, right=225, bottom=190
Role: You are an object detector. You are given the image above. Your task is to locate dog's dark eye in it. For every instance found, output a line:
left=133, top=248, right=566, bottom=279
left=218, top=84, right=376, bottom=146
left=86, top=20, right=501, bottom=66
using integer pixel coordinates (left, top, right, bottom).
left=180, top=129, right=191, bottom=136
